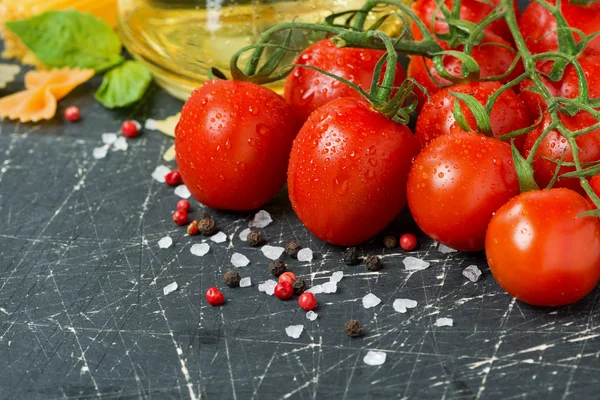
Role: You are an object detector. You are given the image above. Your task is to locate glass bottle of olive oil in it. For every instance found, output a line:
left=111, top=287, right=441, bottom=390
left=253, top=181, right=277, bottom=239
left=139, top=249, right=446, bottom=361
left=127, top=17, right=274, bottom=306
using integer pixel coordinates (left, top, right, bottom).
left=118, top=0, right=404, bottom=100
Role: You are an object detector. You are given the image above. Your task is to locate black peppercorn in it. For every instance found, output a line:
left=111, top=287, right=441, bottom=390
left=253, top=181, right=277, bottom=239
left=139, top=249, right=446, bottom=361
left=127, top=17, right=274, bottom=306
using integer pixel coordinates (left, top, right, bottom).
left=344, top=320, right=365, bottom=337
left=383, top=235, right=397, bottom=249
left=269, top=259, right=287, bottom=277
left=223, top=270, right=241, bottom=287
left=365, top=254, right=382, bottom=271
left=292, top=278, right=307, bottom=295
left=343, top=247, right=360, bottom=266
left=247, top=230, right=263, bottom=246
left=285, top=241, right=302, bottom=258
left=198, top=215, right=216, bottom=235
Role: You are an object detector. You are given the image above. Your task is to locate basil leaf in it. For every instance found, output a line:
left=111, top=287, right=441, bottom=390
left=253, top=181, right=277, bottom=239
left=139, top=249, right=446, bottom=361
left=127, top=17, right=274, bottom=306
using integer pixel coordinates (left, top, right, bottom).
left=95, top=61, right=152, bottom=108
left=6, top=10, right=123, bottom=72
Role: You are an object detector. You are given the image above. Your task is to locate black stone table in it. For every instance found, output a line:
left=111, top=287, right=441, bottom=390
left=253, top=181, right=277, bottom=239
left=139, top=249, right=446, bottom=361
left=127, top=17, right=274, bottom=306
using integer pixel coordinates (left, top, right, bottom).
left=1, top=66, right=600, bottom=400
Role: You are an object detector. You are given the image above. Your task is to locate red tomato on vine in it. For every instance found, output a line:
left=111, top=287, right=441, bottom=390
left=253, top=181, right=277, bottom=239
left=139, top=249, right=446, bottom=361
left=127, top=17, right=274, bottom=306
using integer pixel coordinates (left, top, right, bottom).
left=486, top=188, right=600, bottom=306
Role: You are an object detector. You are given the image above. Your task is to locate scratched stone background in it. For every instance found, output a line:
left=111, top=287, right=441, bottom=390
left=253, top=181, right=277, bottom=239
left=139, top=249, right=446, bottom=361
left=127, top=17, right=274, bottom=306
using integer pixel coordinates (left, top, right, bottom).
left=3, top=11, right=600, bottom=400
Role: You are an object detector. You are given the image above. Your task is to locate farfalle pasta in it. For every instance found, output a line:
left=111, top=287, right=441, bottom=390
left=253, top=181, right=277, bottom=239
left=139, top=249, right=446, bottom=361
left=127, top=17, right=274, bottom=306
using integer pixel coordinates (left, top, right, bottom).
left=0, top=68, right=94, bottom=122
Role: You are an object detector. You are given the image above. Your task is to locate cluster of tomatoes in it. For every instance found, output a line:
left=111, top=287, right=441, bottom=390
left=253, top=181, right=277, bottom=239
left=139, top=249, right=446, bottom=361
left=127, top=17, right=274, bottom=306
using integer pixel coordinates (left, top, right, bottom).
left=174, top=0, right=600, bottom=307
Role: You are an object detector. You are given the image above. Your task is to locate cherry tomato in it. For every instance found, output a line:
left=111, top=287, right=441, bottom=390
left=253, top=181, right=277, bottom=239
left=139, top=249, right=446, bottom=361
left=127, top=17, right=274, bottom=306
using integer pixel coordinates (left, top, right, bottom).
left=524, top=110, right=600, bottom=196
left=486, top=188, right=600, bottom=306
left=407, top=33, right=523, bottom=109
left=283, top=39, right=406, bottom=122
left=415, top=82, right=531, bottom=150
left=589, top=175, right=600, bottom=203
left=411, top=0, right=518, bottom=44
left=288, top=97, right=420, bottom=246
left=407, top=132, right=519, bottom=251
left=519, top=55, right=600, bottom=116
left=175, top=79, right=301, bottom=210
left=519, top=0, right=600, bottom=56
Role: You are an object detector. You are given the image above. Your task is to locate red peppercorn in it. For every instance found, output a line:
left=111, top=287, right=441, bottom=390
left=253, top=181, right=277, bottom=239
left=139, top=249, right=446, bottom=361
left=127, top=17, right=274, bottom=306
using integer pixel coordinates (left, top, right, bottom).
left=165, top=170, right=183, bottom=186
left=278, top=271, right=297, bottom=285
left=274, top=282, right=294, bottom=300
left=187, top=220, right=199, bottom=236
left=399, top=233, right=418, bottom=251
left=121, top=120, right=140, bottom=138
left=206, top=287, right=224, bottom=306
left=298, top=292, right=317, bottom=311
left=177, top=199, right=191, bottom=212
left=173, top=210, right=188, bottom=226
left=64, top=106, right=80, bottom=122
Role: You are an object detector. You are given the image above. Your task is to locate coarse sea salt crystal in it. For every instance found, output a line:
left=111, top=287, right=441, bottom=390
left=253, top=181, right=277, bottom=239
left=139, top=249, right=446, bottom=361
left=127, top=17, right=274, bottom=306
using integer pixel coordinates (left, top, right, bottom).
left=210, top=231, right=227, bottom=243
left=403, top=257, right=430, bottom=271
left=438, top=243, right=458, bottom=254
left=239, top=277, right=251, bottom=287
left=163, top=282, right=178, bottom=296
left=321, top=281, right=337, bottom=294
left=144, top=118, right=157, bottom=130
left=285, top=325, right=304, bottom=339
left=158, top=236, right=173, bottom=249
left=330, top=271, right=344, bottom=283
left=190, top=243, right=210, bottom=256
left=363, top=351, right=386, bottom=366
left=231, top=253, right=250, bottom=267
left=101, top=133, right=118, bottom=145
left=258, top=280, right=278, bottom=295
left=132, top=120, right=142, bottom=130
left=93, top=145, right=109, bottom=159
left=463, top=265, right=482, bottom=282
left=174, top=185, right=191, bottom=199
left=151, top=165, right=171, bottom=183
left=306, top=311, right=318, bottom=321
left=393, top=299, right=418, bottom=313
left=306, top=285, right=323, bottom=294
left=113, top=136, right=128, bottom=151
left=297, top=248, right=313, bottom=262
left=239, top=228, right=251, bottom=241
left=362, top=293, right=381, bottom=309
left=261, top=245, right=285, bottom=260
left=249, top=210, right=272, bottom=228
left=435, top=317, right=453, bottom=327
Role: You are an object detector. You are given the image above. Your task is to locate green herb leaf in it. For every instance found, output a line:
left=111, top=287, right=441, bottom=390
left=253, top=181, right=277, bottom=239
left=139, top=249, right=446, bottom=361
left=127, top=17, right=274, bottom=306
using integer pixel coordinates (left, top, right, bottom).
left=6, top=10, right=123, bottom=72
left=95, top=61, right=152, bottom=109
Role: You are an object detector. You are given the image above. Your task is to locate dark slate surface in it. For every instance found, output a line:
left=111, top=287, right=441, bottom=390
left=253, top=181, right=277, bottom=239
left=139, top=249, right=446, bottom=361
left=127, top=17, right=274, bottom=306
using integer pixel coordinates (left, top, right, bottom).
left=2, top=56, right=600, bottom=400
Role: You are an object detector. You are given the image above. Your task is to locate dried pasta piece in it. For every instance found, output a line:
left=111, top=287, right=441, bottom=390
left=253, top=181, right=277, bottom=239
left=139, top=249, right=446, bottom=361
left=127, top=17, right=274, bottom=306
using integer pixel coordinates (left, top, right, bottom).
left=0, top=67, right=93, bottom=122
left=0, top=63, right=20, bottom=89
left=163, top=144, right=176, bottom=162
left=147, top=113, right=181, bottom=138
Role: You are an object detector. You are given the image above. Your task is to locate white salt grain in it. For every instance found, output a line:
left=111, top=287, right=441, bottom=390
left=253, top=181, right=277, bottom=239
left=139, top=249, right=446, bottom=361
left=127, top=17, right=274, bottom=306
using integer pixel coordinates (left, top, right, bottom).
left=163, top=282, right=178, bottom=296
left=463, top=265, right=482, bottom=282
left=158, top=236, right=173, bottom=249
left=151, top=165, right=171, bottom=183
left=101, top=133, right=118, bottom=145
left=306, top=311, right=318, bottom=321
left=210, top=231, right=227, bottom=243
left=174, top=185, right=191, bottom=199
left=261, top=245, right=285, bottom=260
left=285, top=325, right=304, bottom=339
left=403, top=257, right=430, bottom=271
left=239, top=277, right=251, bottom=287
left=363, top=351, right=386, bottom=366
left=362, top=293, right=381, bottom=309
left=306, top=285, right=323, bottom=294
left=393, top=299, right=418, bottom=313
left=258, top=279, right=278, bottom=295
left=132, top=120, right=142, bottom=131
left=93, top=145, right=109, bottom=159
left=435, top=317, right=454, bottom=327
left=239, top=228, right=251, bottom=241
left=113, top=136, right=128, bottom=151
left=249, top=210, right=273, bottom=228
left=330, top=271, right=344, bottom=283
left=190, top=243, right=210, bottom=256
left=144, top=118, right=157, bottom=130
left=231, top=253, right=250, bottom=267
left=297, top=248, right=313, bottom=262
left=321, top=281, right=337, bottom=294
left=438, top=243, right=458, bottom=254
